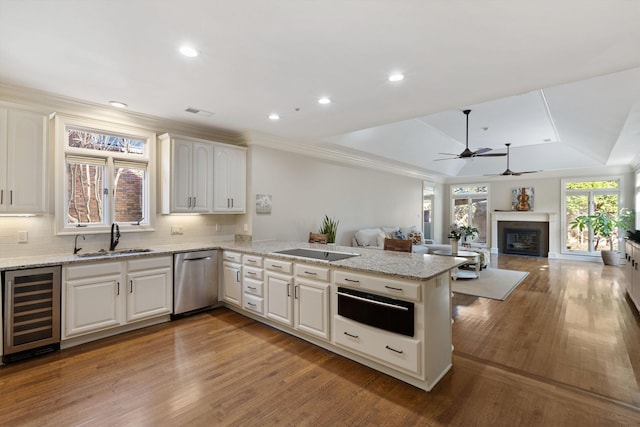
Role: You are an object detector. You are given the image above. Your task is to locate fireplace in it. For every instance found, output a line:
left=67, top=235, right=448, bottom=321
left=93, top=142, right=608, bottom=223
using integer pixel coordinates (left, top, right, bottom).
left=491, top=211, right=557, bottom=258
left=497, top=220, right=549, bottom=257
left=504, top=228, right=540, bottom=256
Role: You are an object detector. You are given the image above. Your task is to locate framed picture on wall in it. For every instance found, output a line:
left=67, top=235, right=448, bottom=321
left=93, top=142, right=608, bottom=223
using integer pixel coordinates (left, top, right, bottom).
left=512, top=187, right=534, bottom=211
left=256, top=194, right=272, bottom=214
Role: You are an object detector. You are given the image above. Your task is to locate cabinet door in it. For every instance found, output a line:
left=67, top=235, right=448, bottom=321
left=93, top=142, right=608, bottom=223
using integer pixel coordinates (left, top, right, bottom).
left=222, top=262, right=242, bottom=306
left=266, top=272, right=293, bottom=326
left=65, top=274, right=123, bottom=338
left=172, top=139, right=193, bottom=212
left=294, top=278, right=330, bottom=340
left=191, top=142, right=213, bottom=212
left=4, top=109, right=47, bottom=213
left=126, top=267, right=172, bottom=323
left=213, top=145, right=246, bottom=213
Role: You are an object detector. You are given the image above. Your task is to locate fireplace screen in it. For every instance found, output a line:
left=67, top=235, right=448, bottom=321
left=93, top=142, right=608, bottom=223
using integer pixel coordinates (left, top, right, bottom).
left=504, top=228, right=540, bottom=256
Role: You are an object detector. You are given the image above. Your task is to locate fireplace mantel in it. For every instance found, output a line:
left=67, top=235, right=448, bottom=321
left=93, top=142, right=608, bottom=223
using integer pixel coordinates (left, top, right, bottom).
left=491, top=211, right=558, bottom=258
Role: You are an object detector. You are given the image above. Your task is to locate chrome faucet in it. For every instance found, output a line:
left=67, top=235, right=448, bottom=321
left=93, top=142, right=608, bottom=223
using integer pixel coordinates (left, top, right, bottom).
left=109, top=222, right=121, bottom=251
left=74, top=234, right=85, bottom=255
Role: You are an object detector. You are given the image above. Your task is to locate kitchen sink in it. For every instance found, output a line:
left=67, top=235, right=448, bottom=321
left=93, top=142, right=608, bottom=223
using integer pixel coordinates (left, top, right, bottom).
left=76, top=248, right=153, bottom=257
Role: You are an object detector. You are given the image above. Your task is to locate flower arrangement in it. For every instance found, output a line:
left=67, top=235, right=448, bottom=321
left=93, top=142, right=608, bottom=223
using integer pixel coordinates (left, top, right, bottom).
left=448, top=224, right=464, bottom=240
left=448, top=224, right=478, bottom=240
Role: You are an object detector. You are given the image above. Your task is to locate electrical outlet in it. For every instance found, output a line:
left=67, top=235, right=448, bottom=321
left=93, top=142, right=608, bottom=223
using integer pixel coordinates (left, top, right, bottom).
left=215, top=223, right=220, bottom=232
left=17, top=230, right=28, bottom=243
left=244, top=223, right=248, bottom=232
left=171, top=225, right=183, bottom=235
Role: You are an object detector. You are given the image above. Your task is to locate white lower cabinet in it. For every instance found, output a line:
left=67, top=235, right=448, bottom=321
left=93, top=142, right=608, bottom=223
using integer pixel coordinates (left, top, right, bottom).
left=242, top=254, right=264, bottom=316
left=222, top=251, right=242, bottom=307
left=63, top=256, right=173, bottom=339
left=294, top=277, right=330, bottom=340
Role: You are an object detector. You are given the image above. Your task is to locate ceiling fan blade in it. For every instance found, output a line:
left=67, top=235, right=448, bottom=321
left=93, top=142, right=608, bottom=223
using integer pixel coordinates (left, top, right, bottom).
left=475, top=152, right=508, bottom=157
left=437, top=152, right=461, bottom=156
left=473, top=147, right=492, bottom=155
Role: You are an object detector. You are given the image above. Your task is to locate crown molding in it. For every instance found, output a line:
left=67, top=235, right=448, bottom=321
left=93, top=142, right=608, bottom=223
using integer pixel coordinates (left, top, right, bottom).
left=0, top=82, right=243, bottom=145
left=244, top=130, right=445, bottom=183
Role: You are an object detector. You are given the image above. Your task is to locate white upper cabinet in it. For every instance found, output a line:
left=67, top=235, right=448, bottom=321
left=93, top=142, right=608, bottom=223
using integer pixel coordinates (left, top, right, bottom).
left=0, top=107, right=48, bottom=214
left=213, top=144, right=246, bottom=213
left=158, top=133, right=214, bottom=214
left=158, top=133, right=246, bottom=214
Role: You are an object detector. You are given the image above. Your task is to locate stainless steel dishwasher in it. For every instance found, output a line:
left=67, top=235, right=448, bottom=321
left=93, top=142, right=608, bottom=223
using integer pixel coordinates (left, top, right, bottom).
left=173, top=250, right=219, bottom=317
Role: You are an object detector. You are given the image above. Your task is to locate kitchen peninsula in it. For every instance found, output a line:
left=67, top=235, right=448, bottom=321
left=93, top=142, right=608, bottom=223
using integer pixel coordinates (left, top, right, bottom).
left=0, top=241, right=465, bottom=391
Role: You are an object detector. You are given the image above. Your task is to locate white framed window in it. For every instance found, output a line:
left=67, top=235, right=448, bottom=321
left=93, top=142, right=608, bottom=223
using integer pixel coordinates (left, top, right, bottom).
left=54, top=115, right=155, bottom=235
left=562, top=177, right=624, bottom=253
left=423, top=183, right=435, bottom=241
left=450, top=184, right=489, bottom=244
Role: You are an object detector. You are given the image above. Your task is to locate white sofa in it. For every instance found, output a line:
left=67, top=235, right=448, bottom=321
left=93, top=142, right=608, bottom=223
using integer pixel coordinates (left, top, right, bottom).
left=351, top=226, right=451, bottom=254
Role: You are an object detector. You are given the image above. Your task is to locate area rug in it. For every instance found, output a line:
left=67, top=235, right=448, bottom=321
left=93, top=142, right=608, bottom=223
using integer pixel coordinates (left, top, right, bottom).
left=452, top=268, right=528, bottom=300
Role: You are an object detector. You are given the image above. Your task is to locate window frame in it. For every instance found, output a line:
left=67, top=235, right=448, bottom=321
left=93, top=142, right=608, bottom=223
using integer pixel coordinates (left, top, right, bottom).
left=450, top=183, right=490, bottom=245
left=54, top=114, right=156, bottom=235
left=561, top=176, right=624, bottom=255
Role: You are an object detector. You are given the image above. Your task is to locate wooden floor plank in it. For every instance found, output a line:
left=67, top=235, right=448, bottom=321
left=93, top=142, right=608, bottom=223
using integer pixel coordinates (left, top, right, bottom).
left=1, top=255, right=640, bottom=426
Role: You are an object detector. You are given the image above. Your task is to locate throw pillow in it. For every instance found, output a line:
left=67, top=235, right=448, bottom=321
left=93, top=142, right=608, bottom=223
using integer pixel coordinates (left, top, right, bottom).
left=382, top=226, right=400, bottom=238
left=394, top=230, right=407, bottom=240
left=355, top=228, right=382, bottom=246
left=408, top=232, right=422, bottom=244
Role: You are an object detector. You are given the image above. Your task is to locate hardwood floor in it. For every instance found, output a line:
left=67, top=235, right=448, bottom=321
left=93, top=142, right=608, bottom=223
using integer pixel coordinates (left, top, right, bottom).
left=1, top=255, right=640, bottom=426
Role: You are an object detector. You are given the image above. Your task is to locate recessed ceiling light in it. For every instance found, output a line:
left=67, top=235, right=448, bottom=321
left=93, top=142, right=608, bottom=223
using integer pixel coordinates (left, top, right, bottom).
left=318, top=97, right=331, bottom=105
left=269, top=113, right=280, bottom=121
left=388, top=73, right=404, bottom=82
left=109, top=101, right=127, bottom=108
left=179, top=45, right=199, bottom=58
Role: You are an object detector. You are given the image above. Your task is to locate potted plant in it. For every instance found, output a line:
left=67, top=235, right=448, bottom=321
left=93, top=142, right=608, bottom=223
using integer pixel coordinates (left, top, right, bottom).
left=460, top=225, right=479, bottom=245
left=570, top=208, right=634, bottom=265
left=319, top=215, right=339, bottom=244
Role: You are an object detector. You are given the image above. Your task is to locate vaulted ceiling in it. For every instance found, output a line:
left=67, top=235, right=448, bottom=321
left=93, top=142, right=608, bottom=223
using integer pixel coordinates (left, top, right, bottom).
left=1, top=1, right=639, bottom=178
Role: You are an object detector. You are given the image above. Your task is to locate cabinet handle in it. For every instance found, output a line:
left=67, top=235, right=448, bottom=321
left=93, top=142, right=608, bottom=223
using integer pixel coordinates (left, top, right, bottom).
left=304, top=271, right=317, bottom=275
left=344, top=278, right=360, bottom=284
left=130, top=280, right=133, bottom=294
left=343, top=331, right=359, bottom=339
left=271, top=264, right=282, bottom=269
left=385, top=345, right=404, bottom=354
left=0, top=189, right=3, bottom=205
left=294, top=285, right=299, bottom=299
left=287, top=283, right=291, bottom=297
left=384, top=285, right=403, bottom=291
left=231, top=198, right=234, bottom=208
left=227, top=198, right=230, bottom=208
left=236, top=271, right=240, bottom=282
left=193, top=196, right=196, bottom=206
left=247, top=271, right=257, bottom=276
left=247, top=302, right=256, bottom=307
left=247, top=259, right=257, bottom=263
left=9, top=190, right=12, bottom=205
left=248, top=286, right=257, bottom=290
left=117, top=281, right=120, bottom=295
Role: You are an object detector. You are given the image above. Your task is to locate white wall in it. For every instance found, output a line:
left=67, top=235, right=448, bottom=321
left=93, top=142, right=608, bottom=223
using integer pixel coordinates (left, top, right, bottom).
left=250, top=145, right=424, bottom=246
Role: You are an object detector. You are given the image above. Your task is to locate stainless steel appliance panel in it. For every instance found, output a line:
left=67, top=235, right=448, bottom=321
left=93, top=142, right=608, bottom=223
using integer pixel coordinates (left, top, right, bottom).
left=174, top=250, right=218, bottom=315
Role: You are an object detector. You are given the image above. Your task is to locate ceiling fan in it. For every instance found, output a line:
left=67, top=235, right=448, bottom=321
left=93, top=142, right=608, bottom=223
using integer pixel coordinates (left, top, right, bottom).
left=487, top=143, right=540, bottom=176
left=436, top=109, right=507, bottom=160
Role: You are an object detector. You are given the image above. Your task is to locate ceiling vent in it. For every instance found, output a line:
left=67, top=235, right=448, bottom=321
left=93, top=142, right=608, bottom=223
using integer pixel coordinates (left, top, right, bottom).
left=185, top=108, right=213, bottom=117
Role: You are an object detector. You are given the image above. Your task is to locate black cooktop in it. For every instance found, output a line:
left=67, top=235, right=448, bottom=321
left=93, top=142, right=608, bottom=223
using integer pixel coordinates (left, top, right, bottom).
left=273, top=248, right=359, bottom=262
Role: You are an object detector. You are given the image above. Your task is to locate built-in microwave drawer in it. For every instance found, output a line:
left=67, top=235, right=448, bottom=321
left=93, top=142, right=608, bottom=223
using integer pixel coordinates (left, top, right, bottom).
left=264, top=258, right=293, bottom=274
left=334, top=316, right=421, bottom=375
left=242, top=255, right=263, bottom=268
left=243, top=277, right=264, bottom=297
left=295, top=264, right=330, bottom=282
left=337, top=287, right=414, bottom=336
left=243, top=266, right=263, bottom=281
left=334, top=271, right=421, bottom=302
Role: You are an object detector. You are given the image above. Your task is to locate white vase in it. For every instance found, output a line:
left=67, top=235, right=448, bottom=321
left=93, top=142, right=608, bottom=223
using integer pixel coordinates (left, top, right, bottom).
left=450, top=238, right=459, bottom=254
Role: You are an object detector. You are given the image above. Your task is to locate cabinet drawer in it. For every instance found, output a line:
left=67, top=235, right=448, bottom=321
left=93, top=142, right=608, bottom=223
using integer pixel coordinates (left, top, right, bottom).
left=265, top=258, right=293, bottom=274
left=295, top=264, right=330, bottom=282
left=334, top=270, right=421, bottom=302
left=65, top=261, right=122, bottom=280
left=243, top=266, right=264, bottom=280
left=127, top=255, right=172, bottom=272
left=334, top=316, right=421, bottom=375
left=242, top=254, right=263, bottom=267
left=223, top=251, right=242, bottom=263
left=243, top=293, right=264, bottom=316
left=243, top=277, right=263, bottom=297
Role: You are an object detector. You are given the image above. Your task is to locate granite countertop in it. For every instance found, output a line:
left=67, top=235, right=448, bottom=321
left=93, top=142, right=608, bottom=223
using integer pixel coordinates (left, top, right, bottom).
left=0, top=240, right=466, bottom=281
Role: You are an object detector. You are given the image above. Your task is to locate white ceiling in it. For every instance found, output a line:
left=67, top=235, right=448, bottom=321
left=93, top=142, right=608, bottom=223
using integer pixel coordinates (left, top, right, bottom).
left=1, top=1, right=640, bottom=178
